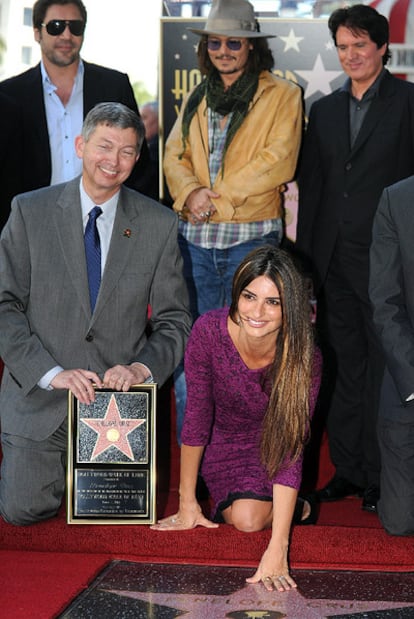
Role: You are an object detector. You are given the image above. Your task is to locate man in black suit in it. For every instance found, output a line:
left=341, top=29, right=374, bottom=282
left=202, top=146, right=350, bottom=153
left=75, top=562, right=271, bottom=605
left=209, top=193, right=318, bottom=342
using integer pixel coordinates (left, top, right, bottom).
left=0, top=0, right=153, bottom=226
left=369, top=176, right=414, bottom=536
left=296, top=5, right=414, bottom=512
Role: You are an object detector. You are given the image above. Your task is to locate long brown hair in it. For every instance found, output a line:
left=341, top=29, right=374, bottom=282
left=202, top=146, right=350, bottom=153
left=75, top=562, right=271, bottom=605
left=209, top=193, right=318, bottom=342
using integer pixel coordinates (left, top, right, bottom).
left=229, top=246, right=314, bottom=478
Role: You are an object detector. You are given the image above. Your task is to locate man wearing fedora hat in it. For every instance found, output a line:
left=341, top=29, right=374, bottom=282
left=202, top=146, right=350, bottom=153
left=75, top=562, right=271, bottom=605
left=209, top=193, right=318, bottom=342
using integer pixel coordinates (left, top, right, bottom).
left=164, top=0, right=303, bottom=442
left=163, top=0, right=303, bottom=590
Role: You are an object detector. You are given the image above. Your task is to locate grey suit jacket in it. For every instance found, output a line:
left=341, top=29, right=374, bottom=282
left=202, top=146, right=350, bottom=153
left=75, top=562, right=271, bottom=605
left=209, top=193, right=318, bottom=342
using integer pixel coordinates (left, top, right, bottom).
left=0, top=178, right=191, bottom=440
left=369, top=175, right=414, bottom=412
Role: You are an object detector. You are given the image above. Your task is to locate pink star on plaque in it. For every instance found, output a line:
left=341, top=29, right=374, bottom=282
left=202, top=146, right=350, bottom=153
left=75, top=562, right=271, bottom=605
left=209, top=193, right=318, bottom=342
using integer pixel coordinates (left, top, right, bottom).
left=81, top=394, right=145, bottom=461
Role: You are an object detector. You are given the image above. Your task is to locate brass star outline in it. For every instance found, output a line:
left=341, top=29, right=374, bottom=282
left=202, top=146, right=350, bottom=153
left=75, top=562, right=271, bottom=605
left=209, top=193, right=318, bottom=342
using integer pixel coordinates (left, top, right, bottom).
left=81, top=394, right=145, bottom=461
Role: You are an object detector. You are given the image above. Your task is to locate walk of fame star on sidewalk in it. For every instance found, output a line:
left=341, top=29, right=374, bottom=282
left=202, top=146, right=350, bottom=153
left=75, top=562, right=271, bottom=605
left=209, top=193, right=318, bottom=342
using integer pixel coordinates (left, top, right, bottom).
left=58, top=561, right=414, bottom=619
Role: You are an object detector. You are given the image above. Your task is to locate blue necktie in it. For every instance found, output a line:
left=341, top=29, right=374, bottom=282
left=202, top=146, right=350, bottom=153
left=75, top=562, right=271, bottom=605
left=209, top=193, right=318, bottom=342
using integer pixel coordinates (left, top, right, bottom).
left=84, top=206, right=103, bottom=312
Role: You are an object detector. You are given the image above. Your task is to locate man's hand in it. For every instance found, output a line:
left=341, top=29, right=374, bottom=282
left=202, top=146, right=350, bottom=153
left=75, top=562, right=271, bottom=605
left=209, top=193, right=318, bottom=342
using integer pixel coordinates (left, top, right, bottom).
left=103, top=362, right=151, bottom=391
left=185, top=187, right=218, bottom=224
left=50, top=369, right=103, bottom=405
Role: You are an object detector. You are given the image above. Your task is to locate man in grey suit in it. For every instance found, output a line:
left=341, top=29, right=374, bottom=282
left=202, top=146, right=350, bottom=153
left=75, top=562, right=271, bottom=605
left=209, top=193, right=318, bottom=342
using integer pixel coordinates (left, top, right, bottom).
left=369, top=176, right=414, bottom=536
left=0, top=102, right=191, bottom=526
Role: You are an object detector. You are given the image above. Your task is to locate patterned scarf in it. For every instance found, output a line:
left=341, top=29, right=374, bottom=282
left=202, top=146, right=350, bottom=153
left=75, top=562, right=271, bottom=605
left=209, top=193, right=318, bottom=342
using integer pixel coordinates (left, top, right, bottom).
left=180, top=70, right=259, bottom=172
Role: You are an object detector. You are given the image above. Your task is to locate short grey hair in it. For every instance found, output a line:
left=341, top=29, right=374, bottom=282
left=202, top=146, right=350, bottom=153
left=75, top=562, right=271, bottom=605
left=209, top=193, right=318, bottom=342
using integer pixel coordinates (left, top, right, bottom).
left=82, top=102, right=145, bottom=153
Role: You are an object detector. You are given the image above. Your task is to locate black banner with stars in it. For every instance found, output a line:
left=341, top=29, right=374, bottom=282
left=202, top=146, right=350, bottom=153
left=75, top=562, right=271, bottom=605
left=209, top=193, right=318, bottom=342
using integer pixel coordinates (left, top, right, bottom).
left=160, top=18, right=344, bottom=238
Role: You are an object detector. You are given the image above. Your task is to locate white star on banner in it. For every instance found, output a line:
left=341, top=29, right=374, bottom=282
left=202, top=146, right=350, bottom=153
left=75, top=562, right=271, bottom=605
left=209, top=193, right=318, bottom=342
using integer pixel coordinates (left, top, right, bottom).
left=296, top=54, right=343, bottom=99
left=280, top=28, right=304, bottom=52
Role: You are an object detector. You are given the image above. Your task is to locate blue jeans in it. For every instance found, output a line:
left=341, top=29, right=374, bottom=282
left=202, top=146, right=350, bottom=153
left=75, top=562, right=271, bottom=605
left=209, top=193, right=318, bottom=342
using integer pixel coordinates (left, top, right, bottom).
left=175, top=229, right=281, bottom=443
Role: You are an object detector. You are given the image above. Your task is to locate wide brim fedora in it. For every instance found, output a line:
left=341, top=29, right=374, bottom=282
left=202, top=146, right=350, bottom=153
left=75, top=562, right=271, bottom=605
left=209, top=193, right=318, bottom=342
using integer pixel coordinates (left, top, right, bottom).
left=187, top=0, right=275, bottom=39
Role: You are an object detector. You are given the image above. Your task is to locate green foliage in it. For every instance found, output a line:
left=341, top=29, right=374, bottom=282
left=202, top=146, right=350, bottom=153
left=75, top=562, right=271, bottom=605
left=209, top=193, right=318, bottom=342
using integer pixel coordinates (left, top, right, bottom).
left=0, top=36, right=6, bottom=67
left=132, top=81, right=156, bottom=106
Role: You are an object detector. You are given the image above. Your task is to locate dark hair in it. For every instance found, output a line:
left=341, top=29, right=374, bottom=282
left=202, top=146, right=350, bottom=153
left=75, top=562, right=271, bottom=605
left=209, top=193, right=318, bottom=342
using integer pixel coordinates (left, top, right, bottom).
left=82, top=102, right=145, bottom=153
left=328, top=4, right=390, bottom=66
left=230, top=245, right=315, bottom=478
left=33, top=0, right=87, bottom=30
left=197, top=35, right=274, bottom=76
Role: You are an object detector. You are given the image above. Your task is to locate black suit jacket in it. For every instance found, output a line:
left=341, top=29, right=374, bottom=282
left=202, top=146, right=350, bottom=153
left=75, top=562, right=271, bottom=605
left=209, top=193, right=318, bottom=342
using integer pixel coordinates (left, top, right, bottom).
left=296, top=70, right=414, bottom=290
left=0, top=61, right=153, bottom=216
left=0, top=92, right=23, bottom=231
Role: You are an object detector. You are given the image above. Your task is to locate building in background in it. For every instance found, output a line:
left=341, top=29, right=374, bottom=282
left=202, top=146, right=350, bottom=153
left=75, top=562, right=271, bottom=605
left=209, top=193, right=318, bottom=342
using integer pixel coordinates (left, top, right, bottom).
left=0, top=0, right=36, bottom=73
left=0, top=0, right=161, bottom=97
left=1, top=1, right=412, bottom=91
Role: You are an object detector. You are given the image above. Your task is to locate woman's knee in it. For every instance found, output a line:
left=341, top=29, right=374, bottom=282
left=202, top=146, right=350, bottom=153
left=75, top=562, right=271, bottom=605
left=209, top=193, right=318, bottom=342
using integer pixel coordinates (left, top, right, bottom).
left=229, top=502, right=271, bottom=532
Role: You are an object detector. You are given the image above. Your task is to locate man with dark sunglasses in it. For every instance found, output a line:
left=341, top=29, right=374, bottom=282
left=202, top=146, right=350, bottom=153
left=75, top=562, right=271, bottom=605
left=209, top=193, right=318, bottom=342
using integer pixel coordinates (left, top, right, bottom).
left=163, top=0, right=303, bottom=443
left=0, top=0, right=155, bottom=229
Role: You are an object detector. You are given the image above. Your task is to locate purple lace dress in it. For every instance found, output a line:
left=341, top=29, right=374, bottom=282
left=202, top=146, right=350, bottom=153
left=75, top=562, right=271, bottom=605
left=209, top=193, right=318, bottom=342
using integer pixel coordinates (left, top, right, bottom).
left=181, top=307, right=322, bottom=519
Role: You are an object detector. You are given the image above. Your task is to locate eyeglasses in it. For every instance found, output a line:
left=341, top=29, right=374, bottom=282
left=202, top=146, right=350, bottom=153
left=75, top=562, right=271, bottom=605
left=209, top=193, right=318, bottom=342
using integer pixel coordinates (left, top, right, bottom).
left=41, top=19, right=85, bottom=36
left=207, top=39, right=243, bottom=51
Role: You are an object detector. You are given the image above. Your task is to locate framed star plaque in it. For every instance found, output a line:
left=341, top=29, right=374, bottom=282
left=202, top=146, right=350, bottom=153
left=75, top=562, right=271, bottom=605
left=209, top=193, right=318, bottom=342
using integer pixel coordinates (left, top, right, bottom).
left=66, top=385, right=156, bottom=524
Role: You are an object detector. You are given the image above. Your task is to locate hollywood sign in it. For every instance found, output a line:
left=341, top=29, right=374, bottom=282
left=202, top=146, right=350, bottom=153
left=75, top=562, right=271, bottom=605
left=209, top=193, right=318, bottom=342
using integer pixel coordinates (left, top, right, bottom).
left=389, top=44, right=414, bottom=73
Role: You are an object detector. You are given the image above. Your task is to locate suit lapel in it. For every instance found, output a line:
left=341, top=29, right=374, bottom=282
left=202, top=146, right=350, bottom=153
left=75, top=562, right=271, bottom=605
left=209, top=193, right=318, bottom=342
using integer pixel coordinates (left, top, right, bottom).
left=350, top=72, right=395, bottom=157
left=331, top=90, right=351, bottom=156
left=26, top=66, right=50, bottom=155
left=54, top=178, right=91, bottom=318
left=350, top=97, right=394, bottom=157
left=92, top=187, right=140, bottom=318
left=83, top=61, right=100, bottom=115
left=53, top=184, right=142, bottom=321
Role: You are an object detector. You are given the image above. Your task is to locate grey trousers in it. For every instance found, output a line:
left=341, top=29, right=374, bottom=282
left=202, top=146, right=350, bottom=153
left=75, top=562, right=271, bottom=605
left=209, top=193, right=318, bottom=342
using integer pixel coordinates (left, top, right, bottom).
left=0, top=419, right=67, bottom=526
left=377, top=370, right=414, bottom=536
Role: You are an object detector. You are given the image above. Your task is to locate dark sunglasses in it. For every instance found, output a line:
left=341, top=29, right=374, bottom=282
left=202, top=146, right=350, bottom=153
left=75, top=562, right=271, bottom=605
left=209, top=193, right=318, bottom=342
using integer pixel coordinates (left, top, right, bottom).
left=207, top=38, right=243, bottom=51
left=41, top=19, right=85, bottom=36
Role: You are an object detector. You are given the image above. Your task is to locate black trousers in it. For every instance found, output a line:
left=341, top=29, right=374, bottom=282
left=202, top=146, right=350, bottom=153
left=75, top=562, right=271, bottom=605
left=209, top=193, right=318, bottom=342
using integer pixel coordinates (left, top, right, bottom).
left=319, top=236, right=384, bottom=488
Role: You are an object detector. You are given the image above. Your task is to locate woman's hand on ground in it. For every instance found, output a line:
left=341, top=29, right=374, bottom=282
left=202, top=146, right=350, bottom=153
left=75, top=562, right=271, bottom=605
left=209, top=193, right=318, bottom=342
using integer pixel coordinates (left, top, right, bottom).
left=246, top=545, right=297, bottom=592
left=150, top=504, right=219, bottom=531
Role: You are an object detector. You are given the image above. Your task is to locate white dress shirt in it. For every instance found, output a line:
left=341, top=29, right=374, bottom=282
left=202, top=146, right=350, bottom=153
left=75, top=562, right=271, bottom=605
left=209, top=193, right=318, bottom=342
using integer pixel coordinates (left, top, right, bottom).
left=41, top=60, right=84, bottom=185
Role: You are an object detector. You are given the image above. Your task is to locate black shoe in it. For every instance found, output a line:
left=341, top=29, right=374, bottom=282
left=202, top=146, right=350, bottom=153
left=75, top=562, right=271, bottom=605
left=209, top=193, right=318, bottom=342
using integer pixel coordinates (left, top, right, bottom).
left=316, top=475, right=364, bottom=502
left=362, top=484, right=380, bottom=513
left=293, top=494, right=318, bottom=525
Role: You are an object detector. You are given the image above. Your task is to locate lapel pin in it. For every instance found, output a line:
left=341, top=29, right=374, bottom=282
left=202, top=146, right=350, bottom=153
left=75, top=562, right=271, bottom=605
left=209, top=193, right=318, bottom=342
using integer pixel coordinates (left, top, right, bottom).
left=123, top=228, right=132, bottom=238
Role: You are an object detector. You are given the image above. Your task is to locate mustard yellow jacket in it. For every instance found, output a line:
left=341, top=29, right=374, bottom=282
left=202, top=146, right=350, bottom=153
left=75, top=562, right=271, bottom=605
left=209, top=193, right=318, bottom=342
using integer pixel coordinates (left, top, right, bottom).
left=164, top=71, right=303, bottom=223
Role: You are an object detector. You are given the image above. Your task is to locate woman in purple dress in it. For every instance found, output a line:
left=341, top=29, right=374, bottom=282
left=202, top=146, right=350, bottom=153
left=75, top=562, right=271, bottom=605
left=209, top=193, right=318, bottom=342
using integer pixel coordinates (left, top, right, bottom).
left=152, top=246, right=322, bottom=591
